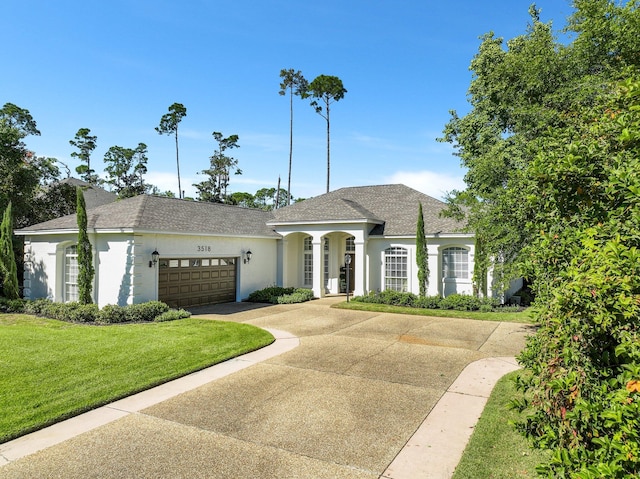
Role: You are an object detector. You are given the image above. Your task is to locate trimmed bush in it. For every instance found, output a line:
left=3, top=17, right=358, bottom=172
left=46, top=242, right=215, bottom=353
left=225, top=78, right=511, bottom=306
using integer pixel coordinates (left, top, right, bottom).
left=154, top=308, right=191, bottom=322
left=23, top=298, right=52, bottom=315
left=124, top=301, right=170, bottom=322
left=66, top=303, right=99, bottom=323
left=248, top=286, right=314, bottom=304
left=276, top=288, right=315, bottom=304
left=96, top=304, right=127, bottom=324
left=351, top=290, right=501, bottom=312
left=440, top=294, right=482, bottom=311
left=414, top=295, right=443, bottom=309
left=0, top=298, right=25, bottom=313
left=248, top=286, right=295, bottom=303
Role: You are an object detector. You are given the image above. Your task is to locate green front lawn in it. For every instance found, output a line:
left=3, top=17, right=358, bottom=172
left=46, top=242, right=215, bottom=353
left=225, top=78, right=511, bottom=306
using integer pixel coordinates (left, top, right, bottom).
left=0, top=314, right=274, bottom=442
left=452, top=371, right=549, bottom=478
left=334, top=301, right=534, bottom=323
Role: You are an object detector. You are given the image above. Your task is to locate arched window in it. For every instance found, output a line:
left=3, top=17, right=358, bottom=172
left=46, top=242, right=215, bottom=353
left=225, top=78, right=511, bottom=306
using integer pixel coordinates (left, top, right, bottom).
left=384, top=247, right=408, bottom=291
left=64, top=244, right=79, bottom=302
left=442, top=247, right=469, bottom=279
left=303, top=236, right=313, bottom=287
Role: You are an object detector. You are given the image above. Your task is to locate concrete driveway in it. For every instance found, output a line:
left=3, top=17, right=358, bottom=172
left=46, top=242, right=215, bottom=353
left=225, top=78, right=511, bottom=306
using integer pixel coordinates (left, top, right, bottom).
left=0, top=297, right=534, bottom=478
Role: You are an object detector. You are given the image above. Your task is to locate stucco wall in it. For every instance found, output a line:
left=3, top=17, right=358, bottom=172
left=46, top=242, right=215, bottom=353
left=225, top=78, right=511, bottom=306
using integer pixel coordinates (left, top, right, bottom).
left=22, top=231, right=279, bottom=307
left=367, top=235, right=475, bottom=297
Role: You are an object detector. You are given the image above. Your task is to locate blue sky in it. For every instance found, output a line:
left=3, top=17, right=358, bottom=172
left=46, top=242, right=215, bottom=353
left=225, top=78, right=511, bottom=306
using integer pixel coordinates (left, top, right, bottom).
left=2, top=0, right=573, bottom=200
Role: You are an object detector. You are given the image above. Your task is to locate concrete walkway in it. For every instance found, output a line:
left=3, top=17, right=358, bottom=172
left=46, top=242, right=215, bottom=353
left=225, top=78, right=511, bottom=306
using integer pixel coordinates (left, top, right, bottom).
left=0, top=297, right=534, bottom=478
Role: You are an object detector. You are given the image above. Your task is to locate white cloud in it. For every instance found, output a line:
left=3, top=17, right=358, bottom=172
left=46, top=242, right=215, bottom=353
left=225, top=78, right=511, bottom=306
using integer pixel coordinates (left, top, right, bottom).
left=387, top=170, right=466, bottom=200
left=144, top=171, right=199, bottom=197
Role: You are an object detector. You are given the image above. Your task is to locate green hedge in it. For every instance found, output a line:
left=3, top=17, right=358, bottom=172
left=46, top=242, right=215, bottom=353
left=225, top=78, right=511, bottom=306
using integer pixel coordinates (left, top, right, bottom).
left=351, top=291, right=501, bottom=312
left=14, top=298, right=189, bottom=324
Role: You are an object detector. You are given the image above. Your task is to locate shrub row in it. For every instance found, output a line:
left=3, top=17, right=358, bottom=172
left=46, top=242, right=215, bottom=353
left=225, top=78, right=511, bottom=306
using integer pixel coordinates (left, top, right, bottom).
left=247, top=286, right=315, bottom=304
left=351, top=291, right=502, bottom=311
left=3, top=298, right=190, bottom=323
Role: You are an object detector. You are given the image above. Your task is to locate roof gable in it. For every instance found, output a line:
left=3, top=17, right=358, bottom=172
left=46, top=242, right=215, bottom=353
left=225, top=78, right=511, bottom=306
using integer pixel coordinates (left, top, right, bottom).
left=270, top=184, right=465, bottom=235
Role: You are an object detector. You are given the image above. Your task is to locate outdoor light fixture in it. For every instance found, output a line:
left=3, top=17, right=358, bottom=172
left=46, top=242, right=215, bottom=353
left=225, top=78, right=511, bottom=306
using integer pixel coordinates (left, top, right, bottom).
left=244, top=250, right=253, bottom=264
left=149, top=250, right=160, bottom=268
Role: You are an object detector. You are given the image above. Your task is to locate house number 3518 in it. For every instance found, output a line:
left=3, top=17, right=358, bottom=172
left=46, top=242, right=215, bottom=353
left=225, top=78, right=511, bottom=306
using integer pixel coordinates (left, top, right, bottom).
left=197, top=245, right=211, bottom=252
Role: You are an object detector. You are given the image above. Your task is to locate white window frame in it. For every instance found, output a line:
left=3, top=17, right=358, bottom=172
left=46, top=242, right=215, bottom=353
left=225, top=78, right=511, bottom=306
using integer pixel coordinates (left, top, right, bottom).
left=303, top=236, right=313, bottom=287
left=64, top=244, right=79, bottom=302
left=384, top=246, right=408, bottom=292
left=442, top=247, right=469, bottom=280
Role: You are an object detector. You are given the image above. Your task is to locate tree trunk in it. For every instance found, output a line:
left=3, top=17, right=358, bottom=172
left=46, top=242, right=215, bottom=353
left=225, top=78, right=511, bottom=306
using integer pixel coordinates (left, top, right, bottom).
left=326, top=101, right=330, bottom=194
left=175, top=128, right=182, bottom=199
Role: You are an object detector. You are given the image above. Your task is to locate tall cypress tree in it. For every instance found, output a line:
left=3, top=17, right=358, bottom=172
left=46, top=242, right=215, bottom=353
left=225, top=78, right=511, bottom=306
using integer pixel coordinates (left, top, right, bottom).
left=76, top=187, right=94, bottom=304
left=416, top=202, right=429, bottom=297
left=0, top=202, right=19, bottom=299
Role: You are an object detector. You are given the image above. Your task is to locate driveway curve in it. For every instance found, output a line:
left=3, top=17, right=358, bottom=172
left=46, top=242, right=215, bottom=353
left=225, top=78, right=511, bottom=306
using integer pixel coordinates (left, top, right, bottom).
left=0, top=297, right=534, bottom=478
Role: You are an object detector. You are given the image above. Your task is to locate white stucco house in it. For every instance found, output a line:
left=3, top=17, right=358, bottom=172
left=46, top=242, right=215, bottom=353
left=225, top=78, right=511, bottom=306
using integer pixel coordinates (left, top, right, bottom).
left=16, top=184, right=483, bottom=308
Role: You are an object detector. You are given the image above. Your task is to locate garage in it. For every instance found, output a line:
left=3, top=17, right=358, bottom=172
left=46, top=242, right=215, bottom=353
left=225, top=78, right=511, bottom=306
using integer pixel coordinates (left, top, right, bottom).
left=158, top=257, right=237, bottom=308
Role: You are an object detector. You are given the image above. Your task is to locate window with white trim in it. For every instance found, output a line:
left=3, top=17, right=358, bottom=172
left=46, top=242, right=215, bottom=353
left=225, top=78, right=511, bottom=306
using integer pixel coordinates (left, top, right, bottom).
left=323, top=238, right=329, bottom=289
left=303, top=236, right=313, bottom=287
left=64, top=244, right=79, bottom=302
left=442, top=247, right=469, bottom=279
left=384, top=247, right=408, bottom=292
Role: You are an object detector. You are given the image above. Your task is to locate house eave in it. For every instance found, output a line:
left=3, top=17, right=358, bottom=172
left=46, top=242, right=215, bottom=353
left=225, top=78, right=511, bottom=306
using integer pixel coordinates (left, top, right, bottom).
left=267, top=218, right=384, bottom=227
left=16, top=227, right=280, bottom=240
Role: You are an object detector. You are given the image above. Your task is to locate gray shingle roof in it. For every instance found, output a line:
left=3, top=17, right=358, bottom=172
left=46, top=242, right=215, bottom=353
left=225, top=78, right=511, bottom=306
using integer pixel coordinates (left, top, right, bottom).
left=58, top=178, right=118, bottom=209
left=270, top=184, right=465, bottom=235
left=18, top=184, right=466, bottom=238
left=17, top=195, right=279, bottom=237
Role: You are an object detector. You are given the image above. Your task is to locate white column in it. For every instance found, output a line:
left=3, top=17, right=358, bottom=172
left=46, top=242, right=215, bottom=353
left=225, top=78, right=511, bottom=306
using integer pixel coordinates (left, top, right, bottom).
left=312, top=237, right=324, bottom=298
left=280, top=237, right=289, bottom=287
left=354, top=240, right=366, bottom=296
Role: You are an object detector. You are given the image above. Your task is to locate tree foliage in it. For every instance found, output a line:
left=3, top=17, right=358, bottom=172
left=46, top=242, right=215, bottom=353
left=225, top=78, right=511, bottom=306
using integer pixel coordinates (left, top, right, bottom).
left=76, top=187, right=94, bottom=304
left=194, top=132, right=241, bottom=203
left=70, top=128, right=99, bottom=184
left=0, top=202, right=19, bottom=299
left=103, top=143, right=149, bottom=198
left=156, top=103, right=187, bottom=199
left=515, top=75, right=640, bottom=479
left=442, top=1, right=640, bottom=476
left=279, top=68, right=308, bottom=205
left=0, top=103, right=65, bottom=228
left=307, top=74, right=347, bottom=193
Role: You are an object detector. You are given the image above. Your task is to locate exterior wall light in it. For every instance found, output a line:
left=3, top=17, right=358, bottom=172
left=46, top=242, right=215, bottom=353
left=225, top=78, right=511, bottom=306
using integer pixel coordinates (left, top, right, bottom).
left=149, top=250, right=160, bottom=268
left=244, top=250, right=252, bottom=264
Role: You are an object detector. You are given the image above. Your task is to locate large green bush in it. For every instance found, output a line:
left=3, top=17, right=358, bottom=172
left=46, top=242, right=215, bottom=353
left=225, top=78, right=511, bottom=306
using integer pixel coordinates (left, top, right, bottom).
left=513, top=78, right=640, bottom=477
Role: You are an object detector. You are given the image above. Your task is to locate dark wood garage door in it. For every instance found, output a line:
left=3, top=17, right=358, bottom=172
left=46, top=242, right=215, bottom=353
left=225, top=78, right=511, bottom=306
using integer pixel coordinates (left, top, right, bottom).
left=158, top=257, right=237, bottom=308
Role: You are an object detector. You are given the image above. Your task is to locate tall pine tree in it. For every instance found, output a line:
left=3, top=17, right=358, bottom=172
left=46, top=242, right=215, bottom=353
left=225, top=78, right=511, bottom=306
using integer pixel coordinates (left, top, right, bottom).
left=76, top=187, right=94, bottom=304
